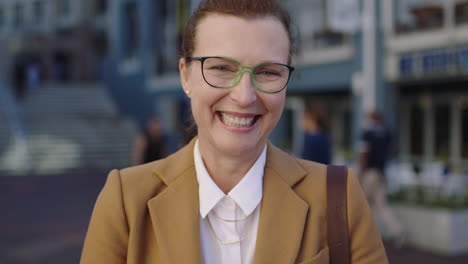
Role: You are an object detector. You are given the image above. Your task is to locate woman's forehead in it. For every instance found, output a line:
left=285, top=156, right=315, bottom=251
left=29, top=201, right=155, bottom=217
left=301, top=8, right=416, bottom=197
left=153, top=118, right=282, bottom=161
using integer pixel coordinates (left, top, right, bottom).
left=194, top=14, right=290, bottom=63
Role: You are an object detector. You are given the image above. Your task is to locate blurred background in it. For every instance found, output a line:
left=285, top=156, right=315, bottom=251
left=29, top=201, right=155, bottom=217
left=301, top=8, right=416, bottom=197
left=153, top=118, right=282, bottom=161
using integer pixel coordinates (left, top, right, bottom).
left=1, top=0, right=468, bottom=263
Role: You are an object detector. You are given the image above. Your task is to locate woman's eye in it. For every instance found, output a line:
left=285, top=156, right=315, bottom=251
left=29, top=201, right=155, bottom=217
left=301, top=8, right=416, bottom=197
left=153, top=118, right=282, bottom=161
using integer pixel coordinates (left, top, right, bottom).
left=210, top=65, right=234, bottom=71
left=256, top=70, right=280, bottom=76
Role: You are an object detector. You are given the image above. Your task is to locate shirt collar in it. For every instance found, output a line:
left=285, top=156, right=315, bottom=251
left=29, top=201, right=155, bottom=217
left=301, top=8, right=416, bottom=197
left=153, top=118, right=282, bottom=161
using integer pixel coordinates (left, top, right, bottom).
left=194, top=139, right=265, bottom=219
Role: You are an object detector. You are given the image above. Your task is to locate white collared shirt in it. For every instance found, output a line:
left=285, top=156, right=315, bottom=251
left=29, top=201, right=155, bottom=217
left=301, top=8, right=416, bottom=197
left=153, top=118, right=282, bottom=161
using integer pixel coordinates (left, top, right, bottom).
left=194, top=140, right=265, bottom=264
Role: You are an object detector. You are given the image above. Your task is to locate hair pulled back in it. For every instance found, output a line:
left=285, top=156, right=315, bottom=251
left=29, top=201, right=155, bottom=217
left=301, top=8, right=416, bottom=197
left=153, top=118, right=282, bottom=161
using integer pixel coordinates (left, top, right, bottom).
left=181, top=0, right=295, bottom=63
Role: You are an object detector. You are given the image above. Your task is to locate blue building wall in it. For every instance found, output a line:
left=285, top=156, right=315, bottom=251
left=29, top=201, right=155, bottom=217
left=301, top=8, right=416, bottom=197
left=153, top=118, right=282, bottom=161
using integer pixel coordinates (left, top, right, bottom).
left=288, top=60, right=355, bottom=93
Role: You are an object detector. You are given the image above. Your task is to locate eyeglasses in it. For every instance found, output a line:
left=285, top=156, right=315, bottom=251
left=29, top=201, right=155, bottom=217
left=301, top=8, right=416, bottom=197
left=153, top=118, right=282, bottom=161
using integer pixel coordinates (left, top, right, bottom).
left=189, top=56, right=294, bottom=94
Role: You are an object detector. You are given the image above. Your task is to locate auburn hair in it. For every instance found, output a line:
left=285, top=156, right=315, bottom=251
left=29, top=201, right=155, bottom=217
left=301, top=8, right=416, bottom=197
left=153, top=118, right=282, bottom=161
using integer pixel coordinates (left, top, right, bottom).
left=181, top=0, right=295, bottom=63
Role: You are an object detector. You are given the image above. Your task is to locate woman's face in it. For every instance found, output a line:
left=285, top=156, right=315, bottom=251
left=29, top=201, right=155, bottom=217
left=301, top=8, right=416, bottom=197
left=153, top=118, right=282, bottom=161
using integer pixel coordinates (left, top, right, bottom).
left=179, top=14, right=290, bottom=158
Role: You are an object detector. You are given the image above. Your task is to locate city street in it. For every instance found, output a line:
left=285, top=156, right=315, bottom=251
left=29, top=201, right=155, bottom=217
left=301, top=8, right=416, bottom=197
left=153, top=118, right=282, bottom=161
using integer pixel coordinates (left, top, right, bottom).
left=1, top=170, right=468, bottom=264
left=1, top=0, right=468, bottom=263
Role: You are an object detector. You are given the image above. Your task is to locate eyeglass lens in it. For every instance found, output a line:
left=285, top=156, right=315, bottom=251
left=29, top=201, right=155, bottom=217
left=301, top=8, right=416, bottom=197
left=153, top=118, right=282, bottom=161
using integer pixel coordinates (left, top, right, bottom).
left=202, top=57, right=290, bottom=93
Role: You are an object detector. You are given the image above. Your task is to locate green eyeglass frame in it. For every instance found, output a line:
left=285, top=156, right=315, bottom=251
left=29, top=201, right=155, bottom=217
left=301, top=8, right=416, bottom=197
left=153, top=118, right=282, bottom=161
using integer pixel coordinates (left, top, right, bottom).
left=189, top=56, right=295, bottom=94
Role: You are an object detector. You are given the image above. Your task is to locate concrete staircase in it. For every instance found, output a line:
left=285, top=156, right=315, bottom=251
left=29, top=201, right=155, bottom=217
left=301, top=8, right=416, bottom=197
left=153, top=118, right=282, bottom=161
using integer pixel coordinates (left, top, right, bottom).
left=0, top=82, right=138, bottom=175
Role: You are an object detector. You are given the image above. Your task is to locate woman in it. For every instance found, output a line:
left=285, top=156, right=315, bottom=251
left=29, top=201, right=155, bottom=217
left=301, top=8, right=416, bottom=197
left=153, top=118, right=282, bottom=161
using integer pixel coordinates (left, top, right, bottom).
left=80, top=0, right=388, bottom=263
left=302, top=103, right=332, bottom=164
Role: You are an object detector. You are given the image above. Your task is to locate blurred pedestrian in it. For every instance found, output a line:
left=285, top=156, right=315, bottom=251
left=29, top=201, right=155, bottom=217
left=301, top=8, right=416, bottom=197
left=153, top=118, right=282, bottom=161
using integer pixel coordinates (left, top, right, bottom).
left=53, top=54, right=67, bottom=82
left=26, top=59, right=41, bottom=93
left=12, top=62, right=26, bottom=100
left=81, top=0, right=387, bottom=263
left=359, top=111, right=405, bottom=247
left=301, top=103, right=331, bottom=164
left=132, top=117, right=167, bottom=165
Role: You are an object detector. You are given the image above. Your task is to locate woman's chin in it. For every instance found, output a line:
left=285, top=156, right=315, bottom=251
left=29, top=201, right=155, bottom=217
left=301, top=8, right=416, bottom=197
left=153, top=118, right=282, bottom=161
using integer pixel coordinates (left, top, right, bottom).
left=216, top=139, right=264, bottom=158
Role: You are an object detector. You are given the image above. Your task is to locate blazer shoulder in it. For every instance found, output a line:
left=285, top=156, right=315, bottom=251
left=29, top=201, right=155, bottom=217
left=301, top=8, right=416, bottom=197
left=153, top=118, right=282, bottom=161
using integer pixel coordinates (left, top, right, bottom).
left=119, top=161, right=164, bottom=190
left=108, top=160, right=168, bottom=215
left=118, top=139, right=195, bottom=187
left=288, top=158, right=329, bottom=207
left=266, top=142, right=327, bottom=187
left=295, top=158, right=358, bottom=185
left=295, top=158, right=328, bottom=182
left=112, top=143, right=195, bottom=213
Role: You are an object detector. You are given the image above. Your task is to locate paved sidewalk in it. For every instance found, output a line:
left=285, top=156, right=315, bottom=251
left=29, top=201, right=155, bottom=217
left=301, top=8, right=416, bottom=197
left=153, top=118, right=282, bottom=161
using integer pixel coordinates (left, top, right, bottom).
left=1, top=169, right=106, bottom=264
left=1, top=170, right=468, bottom=263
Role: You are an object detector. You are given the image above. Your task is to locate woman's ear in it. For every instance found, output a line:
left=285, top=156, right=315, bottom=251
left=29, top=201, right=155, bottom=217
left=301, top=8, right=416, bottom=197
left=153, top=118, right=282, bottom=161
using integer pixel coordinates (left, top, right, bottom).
left=179, top=57, right=191, bottom=97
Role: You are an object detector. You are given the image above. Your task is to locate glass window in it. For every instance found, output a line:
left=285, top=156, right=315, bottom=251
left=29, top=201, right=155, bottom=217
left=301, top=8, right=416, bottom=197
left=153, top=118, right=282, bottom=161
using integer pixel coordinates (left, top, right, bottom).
left=155, top=0, right=189, bottom=75
left=285, top=0, right=348, bottom=52
left=410, top=103, right=424, bottom=156
left=124, top=2, right=139, bottom=59
left=13, top=3, right=24, bottom=28
left=395, top=0, right=444, bottom=33
left=33, top=0, right=44, bottom=24
left=455, top=1, right=468, bottom=25
left=434, top=104, right=450, bottom=163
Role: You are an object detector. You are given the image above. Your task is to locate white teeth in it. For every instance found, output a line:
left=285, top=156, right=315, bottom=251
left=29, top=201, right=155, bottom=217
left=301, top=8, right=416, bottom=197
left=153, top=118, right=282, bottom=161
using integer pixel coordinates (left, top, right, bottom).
left=220, top=113, right=255, bottom=127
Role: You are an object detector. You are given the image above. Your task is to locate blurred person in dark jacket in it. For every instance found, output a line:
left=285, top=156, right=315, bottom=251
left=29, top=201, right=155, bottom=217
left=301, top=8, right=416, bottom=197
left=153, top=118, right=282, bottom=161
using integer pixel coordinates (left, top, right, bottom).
left=301, top=103, right=331, bottom=164
left=13, top=62, right=26, bottom=100
left=359, top=111, right=405, bottom=247
left=132, top=117, right=167, bottom=165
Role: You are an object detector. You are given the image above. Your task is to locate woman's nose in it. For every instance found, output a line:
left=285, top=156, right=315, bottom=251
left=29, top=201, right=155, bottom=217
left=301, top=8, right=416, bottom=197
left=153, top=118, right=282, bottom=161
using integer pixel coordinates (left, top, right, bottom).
left=229, top=71, right=257, bottom=106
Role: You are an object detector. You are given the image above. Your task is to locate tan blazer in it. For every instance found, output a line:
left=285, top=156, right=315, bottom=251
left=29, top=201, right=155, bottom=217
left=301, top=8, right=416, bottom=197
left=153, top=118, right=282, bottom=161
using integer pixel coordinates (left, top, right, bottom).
left=80, top=139, right=388, bottom=264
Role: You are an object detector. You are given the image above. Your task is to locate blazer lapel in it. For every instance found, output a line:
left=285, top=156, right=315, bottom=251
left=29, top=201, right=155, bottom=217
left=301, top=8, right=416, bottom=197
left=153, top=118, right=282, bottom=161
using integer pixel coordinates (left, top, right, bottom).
left=253, top=143, right=309, bottom=264
left=147, top=139, right=202, bottom=264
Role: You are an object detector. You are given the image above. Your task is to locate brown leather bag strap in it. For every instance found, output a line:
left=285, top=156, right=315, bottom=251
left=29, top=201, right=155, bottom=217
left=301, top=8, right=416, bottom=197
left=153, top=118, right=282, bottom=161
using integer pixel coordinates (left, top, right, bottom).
left=327, top=165, right=351, bottom=264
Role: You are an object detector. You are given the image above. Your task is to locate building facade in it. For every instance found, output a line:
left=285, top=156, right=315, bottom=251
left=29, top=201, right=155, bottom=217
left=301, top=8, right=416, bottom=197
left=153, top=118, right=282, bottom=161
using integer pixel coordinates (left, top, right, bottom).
left=104, top=0, right=468, bottom=173
left=0, top=0, right=109, bottom=82
left=384, top=0, right=468, bottom=172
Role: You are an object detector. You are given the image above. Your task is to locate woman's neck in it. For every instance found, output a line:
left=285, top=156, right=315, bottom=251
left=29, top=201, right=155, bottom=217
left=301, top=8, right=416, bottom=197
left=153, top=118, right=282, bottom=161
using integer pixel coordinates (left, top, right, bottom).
left=198, top=143, right=264, bottom=194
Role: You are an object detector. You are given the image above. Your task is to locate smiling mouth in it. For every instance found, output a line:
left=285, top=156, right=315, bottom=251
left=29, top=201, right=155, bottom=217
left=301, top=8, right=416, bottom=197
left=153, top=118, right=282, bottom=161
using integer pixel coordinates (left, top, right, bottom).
left=219, top=112, right=259, bottom=128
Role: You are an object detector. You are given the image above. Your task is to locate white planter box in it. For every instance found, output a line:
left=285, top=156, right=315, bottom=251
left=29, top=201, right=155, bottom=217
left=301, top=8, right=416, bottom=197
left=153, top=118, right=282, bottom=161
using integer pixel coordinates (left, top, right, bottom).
left=382, top=205, right=468, bottom=256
